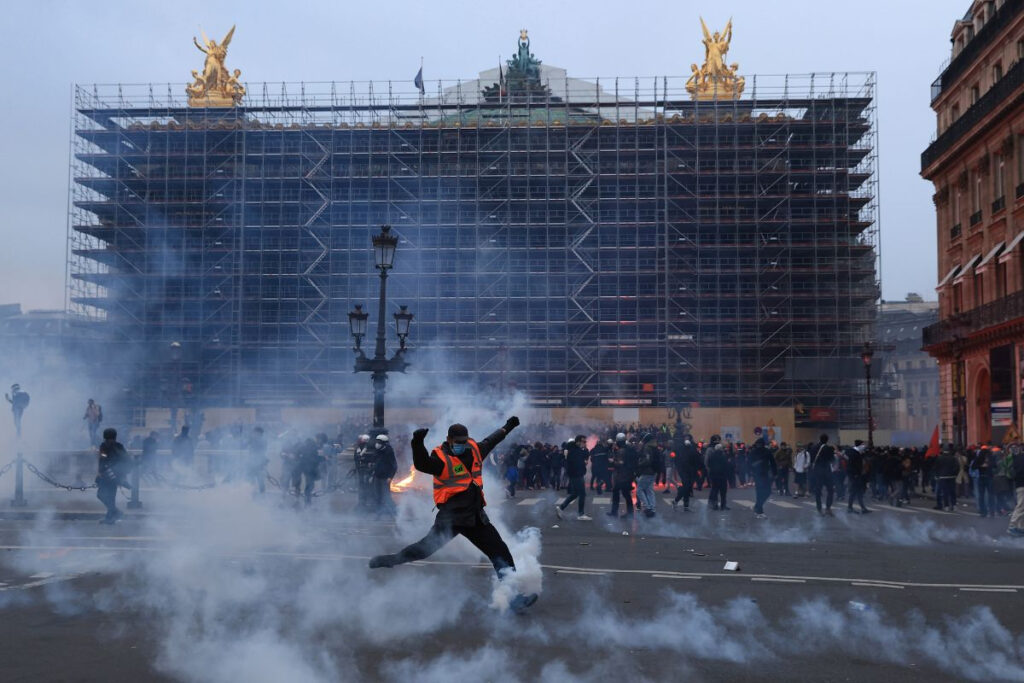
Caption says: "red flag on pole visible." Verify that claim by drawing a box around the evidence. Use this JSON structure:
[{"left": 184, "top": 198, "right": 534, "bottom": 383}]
[{"left": 924, "top": 425, "right": 940, "bottom": 458}]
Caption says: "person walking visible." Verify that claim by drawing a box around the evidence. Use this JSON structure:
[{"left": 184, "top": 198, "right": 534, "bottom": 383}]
[
  {"left": 96, "top": 427, "right": 128, "bottom": 524},
  {"left": 793, "top": 443, "right": 811, "bottom": 498},
  {"left": 810, "top": 434, "right": 836, "bottom": 517},
  {"left": 774, "top": 442, "right": 793, "bottom": 496},
  {"left": 845, "top": 440, "right": 871, "bottom": 514},
  {"left": 672, "top": 435, "right": 700, "bottom": 512},
  {"left": 749, "top": 438, "right": 777, "bottom": 519},
  {"left": 705, "top": 435, "right": 730, "bottom": 511},
  {"left": 5, "top": 384, "right": 30, "bottom": 438},
  {"left": 590, "top": 439, "right": 612, "bottom": 494},
  {"left": 634, "top": 434, "right": 661, "bottom": 518},
  {"left": 368, "top": 418, "right": 538, "bottom": 614},
  {"left": 970, "top": 447, "right": 996, "bottom": 518},
  {"left": 607, "top": 433, "right": 637, "bottom": 517},
  {"left": 555, "top": 435, "right": 592, "bottom": 520},
  {"left": 1006, "top": 446, "right": 1024, "bottom": 536},
  {"left": 934, "top": 448, "right": 959, "bottom": 512},
  {"left": 83, "top": 399, "right": 103, "bottom": 447},
  {"left": 372, "top": 434, "right": 398, "bottom": 518}
]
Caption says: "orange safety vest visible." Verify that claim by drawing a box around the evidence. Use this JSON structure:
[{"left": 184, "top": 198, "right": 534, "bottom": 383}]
[{"left": 432, "top": 439, "right": 485, "bottom": 506}]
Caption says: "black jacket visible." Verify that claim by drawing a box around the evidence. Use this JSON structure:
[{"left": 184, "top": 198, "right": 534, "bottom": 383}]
[
  {"left": 811, "top": 443, "right": 835, "bottom": 471},
  {"left": 412, "top": 425, "right": 509, "bottom": 525},
  {"left": 706, "top": 446, "right": 729, "bottom": 477},
  {"left": 748, "top": 444, "right": 777, "bottom": 479},
  {"left": 845, "top": 447, "right": 865, "bottom": 478},
  {"left": 564, "top": 443, "right": 589, "bottom": 478},
  {"left": 374, "top": 443, "right": 398, "bottom": 479},
  {"left": 677, "top": 442, "right": 701, "bottom": 475},
  {"left": 97, "top": 439, "right": 128, "bottom": 483}
]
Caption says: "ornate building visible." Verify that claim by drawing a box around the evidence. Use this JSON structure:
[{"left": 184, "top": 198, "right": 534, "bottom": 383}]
[
  {"left": 923, "top": 0, "right": 1024, "bottom": 445},
  {"left": 67, "top": 27, "right": 878, "bottom": 421}
]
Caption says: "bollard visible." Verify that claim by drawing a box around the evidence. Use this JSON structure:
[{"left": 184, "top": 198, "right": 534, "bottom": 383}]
[
  {"left": 127, "top": 456, "right": 142, "bottom": 509},
  {"left": 10, "top": 452, "right": 27, "bottom": 508}
]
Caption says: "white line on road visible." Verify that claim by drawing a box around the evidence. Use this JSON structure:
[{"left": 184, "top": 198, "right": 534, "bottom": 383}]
[
  {"left": 1, "top": 573, "right": 81, "bottom": 592},
  {"left": 959, "top": 587, "right": 1018, "bottom": 593},
  {"left": 592, "top": 497, "right": 611, "bottom": 504},
  {"left": 732, "top": 500, "right": 755, "bottom": 509},
  {"left": 516, "top": 498, "right": 541, "bottom": 506},
  {"left": 851, "top": 582, "right": 905, "bottom": 590},
  {"left": 751, "top": 577, "right": 806, "bottom": 584},
  {"left": 770, "top": 500, "right": 800, "bottom": 509},
  {"left": 556, "top": 569, "right": 607, "bottom": 576},
  {"left": 651, "top": 574, "right": 701, "bottom": 580}
]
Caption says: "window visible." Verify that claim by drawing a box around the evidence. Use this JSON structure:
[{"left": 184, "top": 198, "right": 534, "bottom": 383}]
[
  {"left": 993, "top": 62, "right": 1003, "bottom": 83},
  {"left": 951, "top": 103, "right": 961, "bottom": 122},
  {"left": 952, "top": 186, "right": 962, "bottom": 224},
  {"left": 1018, "top": 38, "right": 1024, "bottom": 60},
  {"left": 994, "top": 153, "right": 1006, "bottom": 200},
  {"left": 972, "top": 170, "right": 982, "bottom": 212},
  {"left": 971, "top": 84, "right": 981, "bottom": 104}
]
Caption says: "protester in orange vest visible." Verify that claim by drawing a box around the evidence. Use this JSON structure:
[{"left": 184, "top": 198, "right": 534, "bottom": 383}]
[{"left": 368, "top": 417, "right": 538, "bottom": 613}]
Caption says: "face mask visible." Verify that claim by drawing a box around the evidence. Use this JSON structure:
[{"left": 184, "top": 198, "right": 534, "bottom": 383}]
[{"left": 452, "top": 442, "right": 468, "bottom": 455}]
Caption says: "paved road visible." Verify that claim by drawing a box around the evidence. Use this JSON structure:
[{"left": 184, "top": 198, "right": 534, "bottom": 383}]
[{"left": 1, "top": 483, "right": 1023, "bottom": 682}]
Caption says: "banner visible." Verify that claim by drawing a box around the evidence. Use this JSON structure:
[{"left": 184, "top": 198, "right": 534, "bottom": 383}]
[{"left": 992, "top": 401, "right": 1013, "bottom": 427}]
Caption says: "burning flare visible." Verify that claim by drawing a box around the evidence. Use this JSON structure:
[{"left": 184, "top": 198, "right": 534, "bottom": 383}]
[{"left": 390, "top": 464, "right": 417, "bottom": 492}]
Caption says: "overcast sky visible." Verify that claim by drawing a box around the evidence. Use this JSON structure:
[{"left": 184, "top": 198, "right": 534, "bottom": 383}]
[{"left": 0, "top": 0, "right": 965, "bottom": 311}]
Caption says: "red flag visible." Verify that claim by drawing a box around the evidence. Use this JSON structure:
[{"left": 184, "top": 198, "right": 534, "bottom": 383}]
[{"left": 924, "top": 425, "right": 940, "bottom": 458}]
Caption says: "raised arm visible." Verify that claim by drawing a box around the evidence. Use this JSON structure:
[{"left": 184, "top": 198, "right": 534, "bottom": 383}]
[
  {"left": 477, "top": 416, "right": 520, "bottom": 457},
  {"left": 411, "top": 428, "right": 443, "bottom": 476},
  {"left": 193, "top": 37, "right": 207, "bottom": 54}
]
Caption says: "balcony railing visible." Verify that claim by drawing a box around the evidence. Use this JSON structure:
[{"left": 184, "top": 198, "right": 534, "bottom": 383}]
[
  {"left": 923, "top": 287, "right": 1024, "bottom": 347},
  {"left": 922, "top": 56, "right": 1024, "bottom": 171},
  {"left": 950, "top": 223, "right": 962, "bottom": 240},
  {"left": 1016, "top": 182, "right": 1024, "bottom": 199},
  {"left": 970, "top": 210, "right": 983, "bottom": 226},
  {"left": 930, "top": 0, "right": 1023, "bottom": 104},
  {"left": 993, "top": 195, "right": 1006, "bottom": 213}
]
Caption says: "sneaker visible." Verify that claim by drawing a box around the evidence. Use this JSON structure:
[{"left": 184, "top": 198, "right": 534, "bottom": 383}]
[
  {"left": 510, "top": 592, "right": 538, "bottom": 614},
  {"left": 577, "top": 514, "right": 592, "bottom": 521},
  {"left": 755, "top": 513, "right": 767, "bottom": 519},
  {"left": 368, "top": 555, "right": 396, "bottom": 569},
  {"left": 554, "top": 505, "right": 563, "bottom": 520},
  {"left": 1008, "top": 527, "right": 1024, "bottom": 536}
]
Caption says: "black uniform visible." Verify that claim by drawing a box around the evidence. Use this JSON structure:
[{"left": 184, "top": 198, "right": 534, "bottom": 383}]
[
  {"left": 673, "top": 440, "right": 701, "bottom": 509},
  {"left": 810, "top": 441, "right": 837, "bottom": 513},
  {"left": 608, "top": 442, "right": 638, "bottom": 516},
  {"left": 96, "top": 438, "right": 127, "bottom": 523},
  {"left": 558, "top": 442, "right": 590, "bottom": 515},
  {"left": 589, "top": 444, "right": 611, "bottom": 493},
  {"left": 370, "top": 419, "right": 519, "bottom": 576},
  {"left": 295, "top": 439, "right": 322, "bottom": 505},
  {"left": 372, "top": 441, "right": 398, "bottom": 516}
]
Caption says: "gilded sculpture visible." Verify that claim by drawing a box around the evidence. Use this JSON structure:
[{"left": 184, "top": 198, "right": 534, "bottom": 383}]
[
  {"left": 187, "top": 25, "right": 245, "bottom": 107},
  {"left": 686, "top": 17, "right": 745, "bottom": 101}
]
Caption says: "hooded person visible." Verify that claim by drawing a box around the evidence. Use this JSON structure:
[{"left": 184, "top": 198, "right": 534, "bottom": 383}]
[
  {"left": 372, "top": 433, "right": 398, "bottom": 517},
  {"left": 368, "top": 417, "right": 538, "bottom": 613}
]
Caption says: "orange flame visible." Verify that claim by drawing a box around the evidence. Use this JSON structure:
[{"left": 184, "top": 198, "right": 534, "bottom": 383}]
[{"left": 390, "top": 464, "right": 417, "bottom": 492}]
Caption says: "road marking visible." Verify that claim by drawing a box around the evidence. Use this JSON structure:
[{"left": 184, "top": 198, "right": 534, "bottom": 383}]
[
  {"left": 732, "top": 500, "right": 755, "bottom": 509},
  {"left": 556, "top": 569, "right": 607, "bottom": 576},
  {"left": 771, "top": 500, "right": 800, "bottom": 509},
  {"left": 959, "top": 587, "right": 1018, "bottom": 593},
  {"left": 1, "top": 573, "right": 81, "bottom": 592},
  {"left": 651, "top": 574, "right": 701, "bottom": 580},
  {"left": 851, "top": 582, "right": 904, "bottom": 590},
  {"left": 592, "top": 497, "right": 611, "bottom": 504},
  {"left": 516, "top": 497, "right": 541, "bottom": 506},
  {"left": 751, "top": 577, "right": 806, "bottom": 584}
]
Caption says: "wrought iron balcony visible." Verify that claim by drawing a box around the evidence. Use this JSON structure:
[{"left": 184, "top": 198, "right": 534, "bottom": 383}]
[
  {"left": 922, "top": 56, "right": 1024, "bottom": 172},
  {"left": 923, "top": 287, "right": 1024, "bottom": 347},
  {"left": 970, "top": 210, "right": 983, "bottom": 226},
  {"left": 950, "top": 223, "right": 962, "bottom": 240},
  {"left": 929, "top": 0, "right": 1023, "bottom": 104}
]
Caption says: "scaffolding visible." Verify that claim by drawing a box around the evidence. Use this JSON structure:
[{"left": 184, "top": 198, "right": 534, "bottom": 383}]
[{"left": 67, "top": 70, "right": 878, "bottom": 422}]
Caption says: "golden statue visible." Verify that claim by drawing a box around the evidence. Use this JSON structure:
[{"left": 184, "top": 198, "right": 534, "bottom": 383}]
[
  {"left": 187, "top": 25, "right": 245, "bottom": 106},
  {"left": 686, "top": 17, "right": 745, "bottom": 101}
]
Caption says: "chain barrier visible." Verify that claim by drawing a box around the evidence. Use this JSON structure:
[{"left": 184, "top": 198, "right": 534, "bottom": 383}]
[
  {"left": 148, "top": 469, "right": 218, "bottom": 491},
  {"left": 0, "top": 459, "right": 16, "bottom": 480},
  {"left": 24, "top": 461, "right": 97, "bottom": 491}
]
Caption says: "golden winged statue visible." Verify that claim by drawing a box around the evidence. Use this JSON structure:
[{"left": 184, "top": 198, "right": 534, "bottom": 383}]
[
  {"left": 187, "top": 25, "right": 245, "bottom": 106},
  {"left": 686, "top": 17, "right": 744, "bottom": 101}
]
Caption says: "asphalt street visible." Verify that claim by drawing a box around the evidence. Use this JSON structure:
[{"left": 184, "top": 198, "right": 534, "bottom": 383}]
[{"left": 1, "top": 482, "right": 1023, "bottom": 682}]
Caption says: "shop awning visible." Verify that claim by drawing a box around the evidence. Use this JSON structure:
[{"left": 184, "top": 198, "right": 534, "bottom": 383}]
[
  {"left": 936, "top": 263, "right": 961, "bottom": 289},
  {"left": 976, "top": 241, "right": 1005, "bottom": 270},
  {"left": 952, "top": 253, "right": 982, "bottom": 284},
  {"left": 999, "top": 229, "right": 1024, "bottom": 262}
]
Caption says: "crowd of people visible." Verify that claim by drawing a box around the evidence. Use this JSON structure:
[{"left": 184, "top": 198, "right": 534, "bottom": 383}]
[{"left": 492, "top": 426, "right": 1024, "bottom": 535}]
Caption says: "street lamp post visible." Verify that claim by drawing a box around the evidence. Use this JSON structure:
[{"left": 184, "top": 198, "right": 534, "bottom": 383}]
[
  {"left": 348, "top": 226, "right": 413, "bottom": 435},
  {"left": 861, "top": 341, "right": 875, "bottom": 448},
  {"left": 951, "top": 334, "right": 967, "bottom": 448},
  {"left": 168, "top": 341, "right": 182, "bottom": 433}
]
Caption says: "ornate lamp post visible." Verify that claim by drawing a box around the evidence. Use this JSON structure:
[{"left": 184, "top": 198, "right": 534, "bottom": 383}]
[
  {"left": 348, "top": 226, "right": 413, "bottom": 434},
  {"left": 861, "top": 341, "right": 875, "bottom": 448}
]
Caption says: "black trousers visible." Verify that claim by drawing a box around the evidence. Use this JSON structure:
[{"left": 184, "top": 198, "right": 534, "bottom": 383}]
[
  {"left": 673, "top": 472, "right": 695, "bottom": 506},
  {"left": 848, "top": 476, "right": 868, "bottom": 511},
  {"left": 811, "top": 470, "right": 835, "bottom": 511},
  {"left": 709, "top": 475, "right": 728, "bottom": 508},
  {"left": 559, "top": 476, "right": 587, "bottom": 514},
  {"left": 388, "top": 517, "right": 515, "bottom": 576},
  {"left": 96, "top": 479, "right": 118, "bottom": 520},
  {"left": 610, "top": 480, "right": 634, "bottom": 514}
]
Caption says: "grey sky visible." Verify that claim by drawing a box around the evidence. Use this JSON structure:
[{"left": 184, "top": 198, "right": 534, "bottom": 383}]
[{"left": 0, "top": 0, "right": 963, "bottom": 311}]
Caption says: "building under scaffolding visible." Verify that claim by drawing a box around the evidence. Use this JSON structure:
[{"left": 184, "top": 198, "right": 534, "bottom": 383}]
[{"left": 67, "top": 38, "right": 878, "bottom": 423}]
